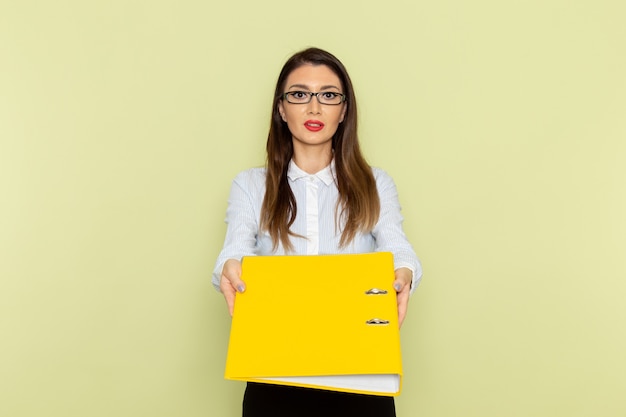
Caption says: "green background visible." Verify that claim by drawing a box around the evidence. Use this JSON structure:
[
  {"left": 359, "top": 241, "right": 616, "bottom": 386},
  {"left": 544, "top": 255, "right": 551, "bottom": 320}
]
[{"left": 1, "top": 1, "right": 625, "bottom": 416}]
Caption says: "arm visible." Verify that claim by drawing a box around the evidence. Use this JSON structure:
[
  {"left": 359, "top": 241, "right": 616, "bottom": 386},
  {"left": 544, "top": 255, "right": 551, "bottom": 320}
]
[
  {"left": 371, "top": 169, "right": 423, "bottom": 327},
  {"left": 212, "top": 170, "right": 264, "bottom": 314}
]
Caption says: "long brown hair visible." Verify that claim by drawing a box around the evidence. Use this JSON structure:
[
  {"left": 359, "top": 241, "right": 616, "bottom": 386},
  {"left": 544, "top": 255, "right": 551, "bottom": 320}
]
[{"left": 260, "top": 47, "right": 380, "bottom": 251}]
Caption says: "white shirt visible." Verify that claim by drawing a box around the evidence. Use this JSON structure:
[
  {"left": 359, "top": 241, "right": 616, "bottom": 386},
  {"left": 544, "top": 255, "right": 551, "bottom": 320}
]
[{"left": 212, "top": 160, "right": 422, "bottom": 292}]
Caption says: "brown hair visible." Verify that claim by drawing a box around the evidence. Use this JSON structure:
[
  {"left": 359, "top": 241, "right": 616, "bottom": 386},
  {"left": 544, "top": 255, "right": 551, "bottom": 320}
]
[{"left": 260, "top": 47, "right": 380, "bottom": 251}]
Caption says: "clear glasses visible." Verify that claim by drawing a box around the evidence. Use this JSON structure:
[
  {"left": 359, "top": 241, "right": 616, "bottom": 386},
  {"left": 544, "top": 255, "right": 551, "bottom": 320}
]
[{"left": 282, "top": 91, "right": 346, "bottom": 105}]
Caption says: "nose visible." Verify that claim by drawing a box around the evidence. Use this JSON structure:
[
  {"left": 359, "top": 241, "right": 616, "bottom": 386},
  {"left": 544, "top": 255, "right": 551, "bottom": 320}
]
[{"left": 307, "top": 95, "right": 322, "bottom": 114}]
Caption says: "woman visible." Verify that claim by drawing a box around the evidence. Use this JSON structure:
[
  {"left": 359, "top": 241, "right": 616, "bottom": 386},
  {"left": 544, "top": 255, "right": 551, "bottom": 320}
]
[{"left": 213, "top": 47, "right": 422, "bottom": 417}]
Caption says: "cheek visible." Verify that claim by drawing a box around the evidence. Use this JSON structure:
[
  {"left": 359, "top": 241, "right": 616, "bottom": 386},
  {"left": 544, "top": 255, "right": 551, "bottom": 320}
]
[{"left": 283, "top": 107, "right": 302, "bottom": 122}]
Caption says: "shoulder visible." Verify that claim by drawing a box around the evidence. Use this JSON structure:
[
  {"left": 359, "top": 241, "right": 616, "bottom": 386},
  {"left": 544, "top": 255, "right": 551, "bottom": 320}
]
[
  {"left": 371, "top": 166, "right": 396, "bottom": 189},
  {"left": 229, "top": 167, "right": 266, "bottom": 197},
  {"left": 232, "top": 167, "right": 266, "bottom": 185}
]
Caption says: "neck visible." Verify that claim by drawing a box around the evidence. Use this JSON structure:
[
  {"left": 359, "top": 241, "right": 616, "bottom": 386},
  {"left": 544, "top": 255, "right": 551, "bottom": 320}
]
[{"left": 292, "top": 144, "right": 333, "bottom": 174}]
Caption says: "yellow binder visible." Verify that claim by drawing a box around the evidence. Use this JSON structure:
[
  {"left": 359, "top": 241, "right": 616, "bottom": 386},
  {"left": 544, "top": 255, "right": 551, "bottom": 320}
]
[{"left": 224, "top": 252, "right": 403, "bottom": 396}]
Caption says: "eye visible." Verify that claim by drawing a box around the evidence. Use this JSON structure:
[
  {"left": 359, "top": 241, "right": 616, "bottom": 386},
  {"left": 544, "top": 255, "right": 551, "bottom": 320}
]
[
  {"left": 291, "top": 91, "right": 308, "bottom": 99},
  {"left": 321, "top": 92, "right": 338, "bottom": 99}
]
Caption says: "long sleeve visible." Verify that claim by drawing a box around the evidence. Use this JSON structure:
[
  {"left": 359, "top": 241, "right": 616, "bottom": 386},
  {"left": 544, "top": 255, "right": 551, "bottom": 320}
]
[
  {"left": 372, "top": 168, "right": 423, "bottom": 293},
  {"left": 211, "top": 169, "right": 265, "bottom": 291}
]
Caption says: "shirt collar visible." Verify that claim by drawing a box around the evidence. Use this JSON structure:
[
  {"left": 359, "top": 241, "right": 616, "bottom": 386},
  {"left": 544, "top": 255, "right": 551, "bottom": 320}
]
[{"left": 287, "top": 159, "right": 336, "bottom": 186}]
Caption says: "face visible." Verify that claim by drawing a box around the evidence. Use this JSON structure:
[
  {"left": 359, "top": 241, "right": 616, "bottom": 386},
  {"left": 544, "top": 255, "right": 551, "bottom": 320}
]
[{"left": 278, "top": 64, "right": 347, "bottom": 154}]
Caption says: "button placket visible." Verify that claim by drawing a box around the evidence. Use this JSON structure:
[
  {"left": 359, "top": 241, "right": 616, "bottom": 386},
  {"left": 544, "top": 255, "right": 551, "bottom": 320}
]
[{"left": 305, "top": 176, "right": 319, "bottom": 255}]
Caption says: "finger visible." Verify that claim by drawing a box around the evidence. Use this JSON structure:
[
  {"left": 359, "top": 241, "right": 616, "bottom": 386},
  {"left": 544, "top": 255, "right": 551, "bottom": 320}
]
[
  {"left": 393, "top": 268, "right": 412, "bottom": 328},
  {"left": 231, "top": 277, "right": 246, "bottom": 294},
  {"left": 220, "top": 259, "right": 246, "bottom": 316},
  {"left": 219, "top": 276, "right": 237, "bottom": 316},
  {"left": 393, "top": 279, "right": 408, "bottom": 293},
  {"left": 223, "top": 259, "right": 246, "bottom": 293},
  {"left": 393, "top": 267, "right": 412, "bottom": 293},
  {"left": 396, "top": 288, "right": 410, "bottom": 328}
]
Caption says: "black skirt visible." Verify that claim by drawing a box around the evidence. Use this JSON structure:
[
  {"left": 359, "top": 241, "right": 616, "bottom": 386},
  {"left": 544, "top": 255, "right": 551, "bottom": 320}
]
[{"left": 242, "top": 382, "right": 396, "bottom": 417}]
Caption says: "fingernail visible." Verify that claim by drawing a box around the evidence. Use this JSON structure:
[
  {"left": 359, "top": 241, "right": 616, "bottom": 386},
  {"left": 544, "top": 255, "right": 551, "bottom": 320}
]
[
  {"left": 394, "top": 283, "right": 402, "bottom": 291},
  {"left": 237, "top": 285, "right": 245, "bottom": 292}
]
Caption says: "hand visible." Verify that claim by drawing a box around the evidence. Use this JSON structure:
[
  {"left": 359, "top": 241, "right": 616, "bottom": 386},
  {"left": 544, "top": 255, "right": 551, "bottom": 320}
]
[
  {"left": 393, "top": 267, "right": 412, "bottom": 328},
  {"left": 219, "top": 259, "right": 246, "bottom": 316}
]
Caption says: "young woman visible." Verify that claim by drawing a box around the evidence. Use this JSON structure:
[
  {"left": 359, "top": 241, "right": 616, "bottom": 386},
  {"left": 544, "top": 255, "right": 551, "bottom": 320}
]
[{"left": 213, "top": 47, "right": 422, "bottom": 417}]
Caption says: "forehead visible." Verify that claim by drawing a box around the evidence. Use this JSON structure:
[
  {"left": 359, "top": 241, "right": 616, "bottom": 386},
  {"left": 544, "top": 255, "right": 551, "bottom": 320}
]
[{"left": 284, "top": 64, "right": 342, "bottom": 90}]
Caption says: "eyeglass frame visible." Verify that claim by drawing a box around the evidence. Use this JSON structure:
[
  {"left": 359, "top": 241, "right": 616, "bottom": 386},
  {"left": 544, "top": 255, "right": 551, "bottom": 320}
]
[{"left": 281, "top": 91, "right": 347, "bottom": 105}]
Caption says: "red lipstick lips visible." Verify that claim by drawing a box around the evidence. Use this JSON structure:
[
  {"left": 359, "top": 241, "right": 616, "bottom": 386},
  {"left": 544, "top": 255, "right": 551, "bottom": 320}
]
[{"left": 304, "top": 120, "right": 324, "bottom": 132}]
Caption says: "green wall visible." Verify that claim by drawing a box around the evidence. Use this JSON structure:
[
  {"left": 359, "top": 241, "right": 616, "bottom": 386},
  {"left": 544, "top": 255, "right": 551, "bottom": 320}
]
[{"left": 1, "top": 1, "right": 625, "bottom": 416}]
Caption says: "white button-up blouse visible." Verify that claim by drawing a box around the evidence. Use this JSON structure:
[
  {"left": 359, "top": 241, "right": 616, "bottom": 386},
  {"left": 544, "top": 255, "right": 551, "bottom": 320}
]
[{"left": 212, "top": 160, "right": 422, "bottom": 292}]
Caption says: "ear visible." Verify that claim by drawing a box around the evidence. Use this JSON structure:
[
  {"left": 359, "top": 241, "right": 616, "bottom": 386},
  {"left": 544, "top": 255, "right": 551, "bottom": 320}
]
[
  {"left": 278, "top": 101, "right": 287, "bottom": 122},
  {"left": 339, "top": 103, "right": 347, "bottom": 123}
]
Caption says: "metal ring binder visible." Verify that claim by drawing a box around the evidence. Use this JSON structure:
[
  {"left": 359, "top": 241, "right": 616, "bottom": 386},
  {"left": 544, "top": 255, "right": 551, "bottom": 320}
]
[
  {"left": 366, "top": 318, "right": 390, "bottom": 325},
  {"left": 365, "top": 288, "right": 388, "bottom": 295}
]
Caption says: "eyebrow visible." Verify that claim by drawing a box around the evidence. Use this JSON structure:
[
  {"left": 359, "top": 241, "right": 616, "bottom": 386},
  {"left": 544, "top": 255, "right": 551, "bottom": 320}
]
[{"left": 287, "top": 83, "right": 341, "bottom": 91}]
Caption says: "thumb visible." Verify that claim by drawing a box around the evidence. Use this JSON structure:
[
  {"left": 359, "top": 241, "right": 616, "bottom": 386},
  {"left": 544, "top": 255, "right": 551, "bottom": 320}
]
[
  {"left": 393, "top": 267, "right": 413, "bottom": 292},
  {"left": 393, "top": 268, "right": 413, "bottom": 328},
  {"left": 223, "top": 271, "right": 246, "bottom": 293},
  {"left": 232, "top": 276, "right": 246, "bottom": 293},
  {"left": 222, "top": 259, "right": 246, "bottom": 293},
  {"left": 393, "top": 276, "right": 411, "bottom": 292},
  {"left": 393, "top": 278, "right": 408, "bottom": 292}
]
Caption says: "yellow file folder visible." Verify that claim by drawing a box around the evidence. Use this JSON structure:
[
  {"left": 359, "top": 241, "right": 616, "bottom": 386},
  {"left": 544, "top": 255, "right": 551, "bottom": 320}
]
[{"left": 224, "top": 252, "right": 403, "bottom": 396}]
